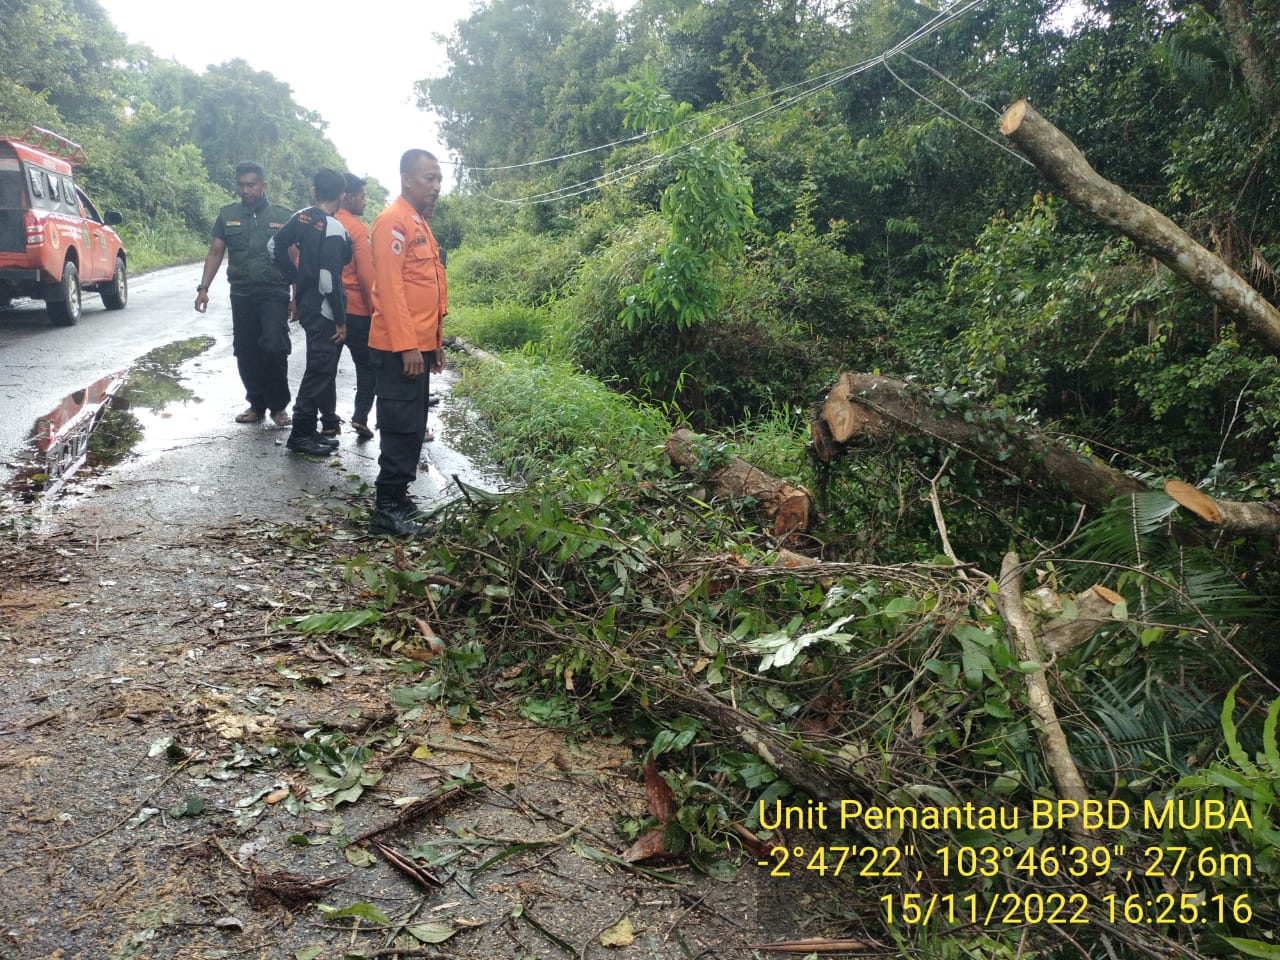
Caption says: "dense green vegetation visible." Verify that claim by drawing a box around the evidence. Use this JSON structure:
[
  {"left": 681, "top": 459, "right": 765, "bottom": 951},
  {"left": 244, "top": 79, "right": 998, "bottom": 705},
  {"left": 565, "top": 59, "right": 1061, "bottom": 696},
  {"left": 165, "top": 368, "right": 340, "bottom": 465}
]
[
  {"left": 7, "top": 0, "right": 1280, "bottom": 956},
  {"left": 421, "top": 2, "right": 1280, "bottom": 957}
]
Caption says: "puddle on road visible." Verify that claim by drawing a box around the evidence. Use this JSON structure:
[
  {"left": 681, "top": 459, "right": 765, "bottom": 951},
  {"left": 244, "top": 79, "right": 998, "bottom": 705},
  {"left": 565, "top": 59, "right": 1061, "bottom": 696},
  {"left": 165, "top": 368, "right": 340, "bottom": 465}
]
[
  {"left": 3, "top": 337, "right": 511, "bottom": 516},
  {"left": 4, "top": 336, "right": 214, "bottom": 506}
]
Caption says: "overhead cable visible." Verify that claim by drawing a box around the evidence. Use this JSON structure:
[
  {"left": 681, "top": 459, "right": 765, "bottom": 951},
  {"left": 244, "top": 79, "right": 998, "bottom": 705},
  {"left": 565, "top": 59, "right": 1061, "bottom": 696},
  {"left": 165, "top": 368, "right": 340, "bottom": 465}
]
[{"left": 470, "top": 0, "right": 1003, "bottom": 205}]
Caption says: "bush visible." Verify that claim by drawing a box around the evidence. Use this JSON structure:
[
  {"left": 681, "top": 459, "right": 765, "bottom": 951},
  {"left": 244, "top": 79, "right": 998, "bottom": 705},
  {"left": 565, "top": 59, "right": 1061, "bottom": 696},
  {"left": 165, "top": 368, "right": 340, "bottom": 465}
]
[
  {"left": 116, "top": 216, "right": 208, "bottom": 273},
  {"left": 448, "top": 229, "right": 583, "bottom": 307},
  {"left": 448, "top": 301, "right": 551, "bottom": 352}
]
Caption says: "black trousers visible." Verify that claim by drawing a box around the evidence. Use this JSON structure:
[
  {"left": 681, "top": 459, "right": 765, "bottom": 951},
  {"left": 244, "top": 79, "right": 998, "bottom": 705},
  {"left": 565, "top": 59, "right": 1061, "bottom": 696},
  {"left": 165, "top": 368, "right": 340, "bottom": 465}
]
[
  {"left": 370, "top": 346, "right": 428, "bottom": 495},
  {"left": 291, "top": 312, "right": 341, "bottom": 438},
  {"left": 343, "top": 314, "right": 375, "bottom": 426},
  {"left": 230, "top": 292, "right": 291, "bottom": 414}
]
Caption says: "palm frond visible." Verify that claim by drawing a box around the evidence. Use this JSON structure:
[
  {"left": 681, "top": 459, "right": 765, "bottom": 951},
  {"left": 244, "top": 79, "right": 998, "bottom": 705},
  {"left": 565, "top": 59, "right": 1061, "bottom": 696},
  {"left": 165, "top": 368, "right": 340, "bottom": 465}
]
[{"left": 1068, "top": 675, "right": 1221, "bottom": 783}]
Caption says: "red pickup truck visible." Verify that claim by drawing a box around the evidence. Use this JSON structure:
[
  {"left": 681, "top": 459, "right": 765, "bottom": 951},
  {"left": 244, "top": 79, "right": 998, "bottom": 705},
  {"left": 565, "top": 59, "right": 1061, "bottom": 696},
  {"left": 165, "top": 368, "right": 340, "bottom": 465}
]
[{"left": 0, "top": 127, "right": 128, "bottom": 325}]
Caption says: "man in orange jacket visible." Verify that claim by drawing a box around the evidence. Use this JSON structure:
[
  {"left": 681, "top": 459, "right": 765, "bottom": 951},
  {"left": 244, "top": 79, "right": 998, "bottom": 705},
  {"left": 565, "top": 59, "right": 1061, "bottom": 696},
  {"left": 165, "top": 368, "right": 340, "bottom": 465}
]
[
  {"left": 367, "top": 149, "right": 446, "bottom": 537},
  {"left": 335, "top": 173, "right": 377, "bottom": 440}
]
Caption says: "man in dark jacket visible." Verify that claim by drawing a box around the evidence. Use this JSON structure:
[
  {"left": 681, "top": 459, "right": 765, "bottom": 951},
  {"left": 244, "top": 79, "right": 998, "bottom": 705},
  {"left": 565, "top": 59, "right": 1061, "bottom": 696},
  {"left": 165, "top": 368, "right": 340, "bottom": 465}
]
[
  {"left": 269, "top": 168, "right": 352, "bottom": 457},
  {"left": 195, "top": 162, "right": 295, "bottom": 426}
]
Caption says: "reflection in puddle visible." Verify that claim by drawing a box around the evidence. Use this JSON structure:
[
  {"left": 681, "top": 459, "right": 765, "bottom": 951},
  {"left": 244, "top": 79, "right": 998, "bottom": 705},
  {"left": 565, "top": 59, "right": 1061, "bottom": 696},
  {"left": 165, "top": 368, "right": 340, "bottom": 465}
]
[{"left": 7, "top": 336, "right": 214, "bottom": 503}]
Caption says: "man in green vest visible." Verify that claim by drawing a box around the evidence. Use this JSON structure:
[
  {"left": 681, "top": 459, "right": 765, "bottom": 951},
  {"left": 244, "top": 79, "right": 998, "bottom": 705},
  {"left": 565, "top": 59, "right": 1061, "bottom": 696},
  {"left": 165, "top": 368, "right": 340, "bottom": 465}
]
[{"left": 195, "top": 161, "right": 295, "bottom": 426}]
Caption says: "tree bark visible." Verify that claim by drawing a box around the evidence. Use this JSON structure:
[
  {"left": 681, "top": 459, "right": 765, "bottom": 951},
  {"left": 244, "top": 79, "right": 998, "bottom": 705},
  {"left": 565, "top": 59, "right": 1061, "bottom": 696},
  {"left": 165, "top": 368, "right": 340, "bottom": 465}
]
[
  {"left": 996, "top": 553, "right": 1095, "bottom": 842},
  {"left": 666, "top": 428, "right": 813, "bottom": 535},
  {"left": 999, "top": 99, "right": 1280, "bottom": 359},
  {"left": 1030, "top": 583, "right": 1125, "bottom": 659},
  {"left": 1165, "top": 479, "right": 1280, "bottom": 538},
  {"left": 810, "top": 373, "right": 1146, "bottom": 510},
  {"left": 1218, "top": 0, "right": 1275, "bottom": 116}
]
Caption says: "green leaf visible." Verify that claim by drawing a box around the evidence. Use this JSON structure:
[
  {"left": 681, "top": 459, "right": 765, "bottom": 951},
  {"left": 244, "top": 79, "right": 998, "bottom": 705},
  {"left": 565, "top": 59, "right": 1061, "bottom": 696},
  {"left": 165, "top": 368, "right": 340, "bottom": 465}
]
[
  {"left": 280, "top": 609, "right": 382, "bottom": 635},
  {"left": 1263, "top": 696, "right": 1280, "bottom": 775},
  {"left": 698, "top": 858, "right": 736, "bottom": 881},
  {"left": 316, "top": 902, "right": 391, "bottom": 925},
  {"left": 406, "top": 922, "right": 457, "bottom": 944},
  {"left": 169, "top": 797, "right": 205, "bottom": 818},
  {"left": 1222, "top": 680, "right": 1258, "bottom": 776},
  {"left": 1221, "top": 938, "right": 1280, "bottom": 959}
]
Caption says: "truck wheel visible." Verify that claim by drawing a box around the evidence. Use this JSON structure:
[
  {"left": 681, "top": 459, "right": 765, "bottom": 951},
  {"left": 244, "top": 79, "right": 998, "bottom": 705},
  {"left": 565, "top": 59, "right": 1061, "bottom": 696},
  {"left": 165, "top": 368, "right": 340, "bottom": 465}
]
[
  {"left": 46, "top": 261, "right": 82, "bottom": 326},
  {"left": 102, "top": 256, "right": 127, "bottom": 310}
]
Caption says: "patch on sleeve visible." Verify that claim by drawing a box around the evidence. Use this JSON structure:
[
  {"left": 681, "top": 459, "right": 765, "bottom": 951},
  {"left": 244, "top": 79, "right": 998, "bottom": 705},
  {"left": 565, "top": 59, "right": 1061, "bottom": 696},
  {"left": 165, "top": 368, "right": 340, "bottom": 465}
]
[{"left": 390, "top": 226, "right": 406, "bottom": 256}]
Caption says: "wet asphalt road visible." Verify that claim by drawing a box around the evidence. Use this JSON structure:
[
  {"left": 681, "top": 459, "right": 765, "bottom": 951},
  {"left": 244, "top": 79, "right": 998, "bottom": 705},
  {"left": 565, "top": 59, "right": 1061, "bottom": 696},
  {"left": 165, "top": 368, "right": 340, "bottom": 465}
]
[{"left": 0, "top": 262, "right": 491, "bottom": 529}]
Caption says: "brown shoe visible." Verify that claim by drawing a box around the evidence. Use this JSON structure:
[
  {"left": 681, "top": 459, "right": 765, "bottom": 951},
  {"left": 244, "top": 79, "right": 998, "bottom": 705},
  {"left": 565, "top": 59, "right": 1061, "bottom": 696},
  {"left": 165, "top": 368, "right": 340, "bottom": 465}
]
[
  {"left": 235, "top": 408, "right": 264, "bottom": 424},
  {"left": 270, "top": 410, "right": 292, "bottom": 427}
]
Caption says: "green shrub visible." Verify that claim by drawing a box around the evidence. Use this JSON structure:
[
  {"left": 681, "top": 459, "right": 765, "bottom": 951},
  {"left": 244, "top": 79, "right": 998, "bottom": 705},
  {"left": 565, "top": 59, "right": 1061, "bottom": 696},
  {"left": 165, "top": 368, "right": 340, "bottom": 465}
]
[
  {"left": 448, "top": 301, "right": 550, "bottom": 352},
  {"left": 448, "top": 229, "right": 582, "bottom": 307},
  {"left": 116, "top": 216, "right": 208, "bottom": 273},
  {"left": 451, "top": 353, "right": 671, "bottom": 479}
]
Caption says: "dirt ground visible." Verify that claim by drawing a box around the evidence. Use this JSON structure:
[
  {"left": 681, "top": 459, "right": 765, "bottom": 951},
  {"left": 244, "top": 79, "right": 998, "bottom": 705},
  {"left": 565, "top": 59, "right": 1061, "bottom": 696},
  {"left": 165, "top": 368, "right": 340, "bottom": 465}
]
[{"left": 0, "top": 489, "right": 860, "bottom": 960}]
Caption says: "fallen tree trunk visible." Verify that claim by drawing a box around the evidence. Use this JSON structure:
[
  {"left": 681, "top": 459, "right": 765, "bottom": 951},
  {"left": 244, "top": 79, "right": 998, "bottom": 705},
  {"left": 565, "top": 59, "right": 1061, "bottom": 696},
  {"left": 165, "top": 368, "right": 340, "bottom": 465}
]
[
  {"left": 810, "top": 373, "right": 1146, "bottom": 510},
  {"left": 666, "top": 428, "right": 813, "bottom": 535},
  {"left": 446, "top": 335, "right": 504, "bottom": 365},
  {"left": 1165, "top": 479, "right": 1280, "bottom": 539},
  {"left": 999, "top": 98, "right": 1280, "bottom": 359}
]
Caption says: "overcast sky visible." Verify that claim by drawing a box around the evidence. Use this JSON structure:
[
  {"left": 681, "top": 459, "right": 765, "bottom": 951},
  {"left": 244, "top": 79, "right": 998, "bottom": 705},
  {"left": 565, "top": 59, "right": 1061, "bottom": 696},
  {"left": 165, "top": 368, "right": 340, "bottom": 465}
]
[{"left": 97, "top": 0, "right": 630, "bottom": 194}]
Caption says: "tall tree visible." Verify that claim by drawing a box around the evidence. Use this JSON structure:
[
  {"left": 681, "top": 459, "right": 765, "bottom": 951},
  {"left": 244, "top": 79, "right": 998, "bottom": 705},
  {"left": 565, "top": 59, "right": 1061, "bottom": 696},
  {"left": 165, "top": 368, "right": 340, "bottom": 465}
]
[{"left": 189, "top": 60, "right": 344, "bottom": 206}]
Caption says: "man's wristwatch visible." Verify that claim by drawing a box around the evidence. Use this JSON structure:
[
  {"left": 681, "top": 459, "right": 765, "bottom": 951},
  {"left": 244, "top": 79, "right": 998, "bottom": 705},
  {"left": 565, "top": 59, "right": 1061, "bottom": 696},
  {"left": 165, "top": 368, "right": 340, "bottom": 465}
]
[{"left": 196, "top": 284, "right": 208, "bottom": 292}]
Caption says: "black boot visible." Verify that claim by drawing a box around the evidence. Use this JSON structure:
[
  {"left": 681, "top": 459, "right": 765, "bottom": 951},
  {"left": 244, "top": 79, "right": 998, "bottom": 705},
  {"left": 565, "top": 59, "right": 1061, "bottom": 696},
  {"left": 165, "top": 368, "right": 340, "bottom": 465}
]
[
  {"left": 369, "top": 490, "right": 425, "bottom": 537},
  {"left": 397, "top": 492, "right": 434, "bottom": 523},
  {"left": 287, "top": 433, "right": 338, "bottom": 456}
]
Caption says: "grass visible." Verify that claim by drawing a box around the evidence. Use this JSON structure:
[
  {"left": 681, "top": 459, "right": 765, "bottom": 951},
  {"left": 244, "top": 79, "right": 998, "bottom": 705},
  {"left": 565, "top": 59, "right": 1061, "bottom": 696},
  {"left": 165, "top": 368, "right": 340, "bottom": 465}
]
[
  {"left": 447, "top": 301, "right": 551, "bottom": 352},
  {"left": 448, "top": 352, "right": 672, "bottom": 479},
  {"left": 116, "top": 218, "right": 208, "bottom": 273}
]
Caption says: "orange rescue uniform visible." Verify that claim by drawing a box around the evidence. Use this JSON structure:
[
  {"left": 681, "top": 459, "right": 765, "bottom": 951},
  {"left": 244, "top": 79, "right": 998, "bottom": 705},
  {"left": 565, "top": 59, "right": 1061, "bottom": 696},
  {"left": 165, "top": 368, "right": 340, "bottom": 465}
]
[
  {"left": 335, "top": 207, "right": 375, "bottom": 316},
  {"left": 368, "top": 196, "right": 446, "bottom": 354}
]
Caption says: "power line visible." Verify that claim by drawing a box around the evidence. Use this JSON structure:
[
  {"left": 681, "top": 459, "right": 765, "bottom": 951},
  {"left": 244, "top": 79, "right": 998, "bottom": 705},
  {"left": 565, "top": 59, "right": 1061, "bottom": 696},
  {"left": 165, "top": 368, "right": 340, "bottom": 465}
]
[
  {"left": 903, "top": 53, "right": 1002, "bottom": 117},
  {"left": 881, "top": 55, "right": 1033, "bottom": 167},
  {"left": 469, "top": 0, "right": 1002, "bottom": 205}
]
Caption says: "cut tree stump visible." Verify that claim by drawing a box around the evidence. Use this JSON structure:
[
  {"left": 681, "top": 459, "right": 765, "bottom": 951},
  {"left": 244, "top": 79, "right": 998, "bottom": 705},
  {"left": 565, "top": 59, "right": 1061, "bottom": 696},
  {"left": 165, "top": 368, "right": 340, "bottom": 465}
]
[{"left": 665, "top": 428, "right": 812, "bottom": 535}]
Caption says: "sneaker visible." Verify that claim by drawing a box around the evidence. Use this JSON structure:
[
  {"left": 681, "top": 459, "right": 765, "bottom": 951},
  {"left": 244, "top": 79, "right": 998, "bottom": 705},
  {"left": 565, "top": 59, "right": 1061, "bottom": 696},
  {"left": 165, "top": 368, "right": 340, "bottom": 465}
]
[
  {"left": 286, "top": 435, "right": 336, "bottom": 457},
  {"left": 350, "top": 421, "right": 374, "bottom": 441},
  {"left": 270, "top": 410, "right": 292, "bottom": 428},
  {"left": 369, "top": 502, "right": 425, "bottom": 537},
  {"left": 314, "top": 434, "right": 340, "bottom": 449}
]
